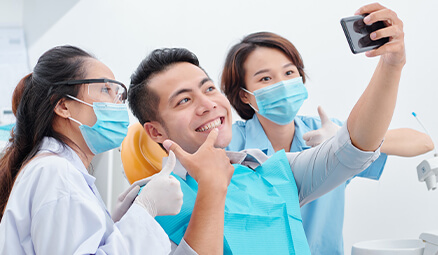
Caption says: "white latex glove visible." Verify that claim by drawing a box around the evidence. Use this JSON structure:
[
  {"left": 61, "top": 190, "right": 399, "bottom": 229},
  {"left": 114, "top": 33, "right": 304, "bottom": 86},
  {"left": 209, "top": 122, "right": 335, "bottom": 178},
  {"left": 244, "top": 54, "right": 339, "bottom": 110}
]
[
  {"left": 134, "top": 150, "right": 183, "bottom": 217},
  {"left": 302, "top": 106, "right": 341, "bottom": 147},
  {"left": 112, "top": 174, "right": 154, "bottom": 222}
]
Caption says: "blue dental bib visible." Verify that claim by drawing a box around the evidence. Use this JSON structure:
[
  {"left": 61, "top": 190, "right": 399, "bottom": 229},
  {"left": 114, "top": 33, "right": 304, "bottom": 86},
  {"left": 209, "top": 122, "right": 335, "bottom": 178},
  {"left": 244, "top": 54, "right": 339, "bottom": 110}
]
[{"left": 156, "top": 150, "right": 310, "bottom": 255}]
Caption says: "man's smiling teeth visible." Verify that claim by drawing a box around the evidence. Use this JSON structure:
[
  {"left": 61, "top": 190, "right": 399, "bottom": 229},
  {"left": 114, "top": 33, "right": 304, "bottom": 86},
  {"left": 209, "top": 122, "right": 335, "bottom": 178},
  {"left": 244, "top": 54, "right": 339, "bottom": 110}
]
[{"left": 196, "top": 118, "right": 221, "bottom": 132}]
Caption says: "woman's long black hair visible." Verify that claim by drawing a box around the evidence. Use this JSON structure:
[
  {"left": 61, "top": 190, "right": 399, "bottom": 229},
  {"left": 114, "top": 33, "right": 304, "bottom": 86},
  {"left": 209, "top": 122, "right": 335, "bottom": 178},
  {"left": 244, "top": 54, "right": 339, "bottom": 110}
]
[{"left": 0, "top": 45, "right": 95, "bottom": 220}]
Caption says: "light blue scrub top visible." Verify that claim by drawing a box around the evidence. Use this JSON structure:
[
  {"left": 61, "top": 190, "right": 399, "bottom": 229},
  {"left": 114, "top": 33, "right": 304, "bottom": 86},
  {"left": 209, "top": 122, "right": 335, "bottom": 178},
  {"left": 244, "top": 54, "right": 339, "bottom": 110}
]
[{"left": 226, "top": 114, "right": 387, "bottom": 255}]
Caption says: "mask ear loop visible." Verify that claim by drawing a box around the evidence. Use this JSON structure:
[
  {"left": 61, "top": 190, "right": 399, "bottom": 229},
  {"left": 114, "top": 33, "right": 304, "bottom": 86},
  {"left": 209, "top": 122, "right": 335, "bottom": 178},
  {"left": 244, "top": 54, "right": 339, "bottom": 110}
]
[
  {"left": 241, "top": 87, "right": 253, "bottom": 95},
  {"left": 65, "top": 94, "right": 93, "bottom": 126},
  {"left": 240, "top": 87, "right": 259, "bottom": 113},
  {"left": 66, "top": 94, "right": 93, "bottom": 107},
  {"left": 68, "top": 116, "right": 83, "bottom": 126},
  {"left": 248, "top": 103, "right": 259, "bottom": 113}
]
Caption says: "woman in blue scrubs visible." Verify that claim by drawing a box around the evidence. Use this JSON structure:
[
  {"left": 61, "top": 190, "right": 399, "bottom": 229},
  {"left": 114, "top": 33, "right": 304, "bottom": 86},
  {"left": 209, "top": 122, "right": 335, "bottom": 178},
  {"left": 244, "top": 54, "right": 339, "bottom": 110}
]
[
  {"left": 0, "top": 45, "right": 183, "bottom": 254},
  {"left": 220, "top": 6, "right": 433, "bottom": 255}
]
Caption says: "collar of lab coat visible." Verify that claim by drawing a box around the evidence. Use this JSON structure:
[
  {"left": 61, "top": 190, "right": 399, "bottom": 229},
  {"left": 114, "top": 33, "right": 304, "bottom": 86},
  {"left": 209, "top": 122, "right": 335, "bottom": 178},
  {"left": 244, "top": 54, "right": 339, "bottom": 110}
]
[
  {"left": 38, "top": 137, "right": 96, "bottom": 187},
  {"left": 170, "top": 149, "right": 269, "bottom": 180}
]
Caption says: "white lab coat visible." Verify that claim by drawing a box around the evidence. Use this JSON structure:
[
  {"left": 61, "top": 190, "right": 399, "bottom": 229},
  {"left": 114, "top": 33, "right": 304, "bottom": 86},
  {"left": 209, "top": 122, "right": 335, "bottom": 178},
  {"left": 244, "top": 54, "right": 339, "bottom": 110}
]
[{"left": 0, "top": 137, "right": 171, "bottom": 254}]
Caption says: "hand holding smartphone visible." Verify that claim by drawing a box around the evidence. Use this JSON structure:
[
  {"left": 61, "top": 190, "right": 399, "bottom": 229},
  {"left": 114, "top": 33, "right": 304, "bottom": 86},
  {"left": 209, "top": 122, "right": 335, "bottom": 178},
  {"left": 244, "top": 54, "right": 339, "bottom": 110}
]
[{"left": 340, "top": 15, "right": 389, "bottom": 54}]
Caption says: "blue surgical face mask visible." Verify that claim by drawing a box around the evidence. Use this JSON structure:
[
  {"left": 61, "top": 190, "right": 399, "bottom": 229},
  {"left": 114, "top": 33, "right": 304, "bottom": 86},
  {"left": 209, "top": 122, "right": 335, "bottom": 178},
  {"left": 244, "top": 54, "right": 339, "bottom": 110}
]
[
  {"left": 66, "top": 95, "right": 129, "bottom": 155},
  {"left": 241, "top": 76, "right": 308, "bottom": 125}
]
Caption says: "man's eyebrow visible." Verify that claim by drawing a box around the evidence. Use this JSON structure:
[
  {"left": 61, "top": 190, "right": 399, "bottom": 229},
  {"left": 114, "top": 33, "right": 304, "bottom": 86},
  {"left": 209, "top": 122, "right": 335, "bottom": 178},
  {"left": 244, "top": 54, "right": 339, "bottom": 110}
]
[
  {"left": 169, "top": 88, "right": 192, "bottom": 104},
  {"left": 168, "top": 77, "right": 212, "bottom": 104},
  {"left": 199, "top": 77, "right": 212, "bottom": 87}
]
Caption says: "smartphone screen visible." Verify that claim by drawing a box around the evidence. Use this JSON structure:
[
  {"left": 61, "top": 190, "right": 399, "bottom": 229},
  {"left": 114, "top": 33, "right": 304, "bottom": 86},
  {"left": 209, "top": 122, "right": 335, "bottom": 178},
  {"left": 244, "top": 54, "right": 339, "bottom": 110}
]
[{"left": 340, "top": 15, "right": 389, "bottom": 54}]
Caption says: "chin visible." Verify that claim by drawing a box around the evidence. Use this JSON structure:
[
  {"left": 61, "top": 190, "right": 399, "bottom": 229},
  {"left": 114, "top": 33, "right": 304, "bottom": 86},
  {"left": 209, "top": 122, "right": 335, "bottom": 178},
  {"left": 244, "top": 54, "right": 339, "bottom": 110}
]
[{"left": 216, "top": 135, "right": 232, "bottom": 149}]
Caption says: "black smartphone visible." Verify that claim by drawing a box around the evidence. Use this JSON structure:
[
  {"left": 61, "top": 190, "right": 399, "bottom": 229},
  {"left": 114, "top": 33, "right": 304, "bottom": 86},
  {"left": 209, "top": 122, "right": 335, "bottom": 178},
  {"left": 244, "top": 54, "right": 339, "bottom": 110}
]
[{"left": 340, "top": 15, "right": 389, "bottom": 54}]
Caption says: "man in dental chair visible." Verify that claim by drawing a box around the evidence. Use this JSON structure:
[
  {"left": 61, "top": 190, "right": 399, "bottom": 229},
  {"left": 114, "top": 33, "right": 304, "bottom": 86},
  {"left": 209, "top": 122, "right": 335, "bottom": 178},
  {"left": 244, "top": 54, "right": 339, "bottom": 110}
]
[{"left": 125, "top": 3, "right": 406, "bottom": 254}]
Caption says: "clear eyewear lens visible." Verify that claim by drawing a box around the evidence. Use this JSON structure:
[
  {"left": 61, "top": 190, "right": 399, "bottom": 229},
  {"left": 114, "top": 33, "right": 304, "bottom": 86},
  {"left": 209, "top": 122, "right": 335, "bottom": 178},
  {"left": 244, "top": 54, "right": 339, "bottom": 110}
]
[
  {"left": 88, "top": 82, "right": 127, "bottom": 103},
  {"left": 114, "top": 84, "right": 128, "bottom": 103}
]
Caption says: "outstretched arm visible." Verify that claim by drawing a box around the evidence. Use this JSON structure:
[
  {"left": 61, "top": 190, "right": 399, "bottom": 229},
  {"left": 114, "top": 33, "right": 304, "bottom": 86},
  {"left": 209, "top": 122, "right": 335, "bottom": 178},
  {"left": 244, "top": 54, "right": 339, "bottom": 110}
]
[
  {"left": 303, "top": 114, "right": 434, "bottom": 157},
  {"left": 347, "top": 3, "right": 406, "bottom": 151},
  {"left": 290, "top": 3, "right": 408, "bottom": 206},
  {"left": 381, "top": 128, "right": 434, "bottom": 157}
]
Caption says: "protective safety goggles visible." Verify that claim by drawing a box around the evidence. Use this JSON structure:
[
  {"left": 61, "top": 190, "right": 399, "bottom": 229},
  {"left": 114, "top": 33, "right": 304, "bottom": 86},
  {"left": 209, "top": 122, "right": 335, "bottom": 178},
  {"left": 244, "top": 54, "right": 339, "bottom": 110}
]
[{"left": 55, "top": 79, "right": 128, "bottom": 103}]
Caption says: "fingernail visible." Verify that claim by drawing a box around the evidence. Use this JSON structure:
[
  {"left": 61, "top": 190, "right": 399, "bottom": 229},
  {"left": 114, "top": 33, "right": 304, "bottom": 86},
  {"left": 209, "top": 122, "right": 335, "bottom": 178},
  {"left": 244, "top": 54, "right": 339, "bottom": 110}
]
[
  {"left": 364, "top": 16, "right": 371, "bottom": 24},
  {"left": 354, "top": 9, "right": 360, "bottom": 15},
  {"left": 370, "top": 32, "right": 377, "bottom": 40},
  {"left": 163, "top": 140, "right": 172, "bottom": 151}
]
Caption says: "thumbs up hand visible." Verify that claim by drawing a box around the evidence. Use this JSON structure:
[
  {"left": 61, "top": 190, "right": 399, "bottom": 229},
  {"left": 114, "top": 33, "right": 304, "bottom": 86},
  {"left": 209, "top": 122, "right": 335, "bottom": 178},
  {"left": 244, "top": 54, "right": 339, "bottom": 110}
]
[
  {"left": 135, "top": 150, "right": 184, "bottom": 217},
  {"left": 163, "top": 128, "right": 234, "bottom": 188},
  {"left": 303, "top": 106, "right": 341, "bottom": 147}
]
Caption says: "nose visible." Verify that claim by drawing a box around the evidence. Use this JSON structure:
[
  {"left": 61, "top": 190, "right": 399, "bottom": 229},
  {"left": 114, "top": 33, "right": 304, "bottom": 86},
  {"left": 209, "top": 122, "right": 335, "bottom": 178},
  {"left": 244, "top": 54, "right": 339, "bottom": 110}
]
[{"left": 195, "top": 95, "right": 217, "bottom": 116}]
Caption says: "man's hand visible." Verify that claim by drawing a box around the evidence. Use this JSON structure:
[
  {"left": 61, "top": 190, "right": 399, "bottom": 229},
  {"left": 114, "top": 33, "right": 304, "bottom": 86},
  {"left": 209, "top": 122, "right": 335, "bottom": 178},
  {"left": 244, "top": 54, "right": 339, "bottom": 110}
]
[
  {"left": 163, "top": 128, "right": 234, "bottom": 188},
  {"left": 356, "top": 3, "right": 406, "bottom": 66}
]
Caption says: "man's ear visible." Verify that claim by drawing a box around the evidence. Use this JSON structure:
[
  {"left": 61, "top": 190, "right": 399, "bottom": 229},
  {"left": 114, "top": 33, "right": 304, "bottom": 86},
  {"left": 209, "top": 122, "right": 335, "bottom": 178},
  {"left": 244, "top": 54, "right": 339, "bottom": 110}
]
[
  {"left": 240, "top": 89, "right": 250, "bottom": 104},
  {"left": 53, "top": 98, "right": 71, "bottom": 118},
  {"left": 144, "top": 121, "right": 168, "bottom": 143}
]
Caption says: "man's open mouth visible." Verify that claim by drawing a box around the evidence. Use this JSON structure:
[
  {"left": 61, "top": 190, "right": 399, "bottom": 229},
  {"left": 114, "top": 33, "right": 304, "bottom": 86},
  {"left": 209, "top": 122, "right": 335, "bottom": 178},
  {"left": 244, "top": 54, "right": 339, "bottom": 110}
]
[{"left": 195, "top": 117, "right": 224, "bottom": 132}]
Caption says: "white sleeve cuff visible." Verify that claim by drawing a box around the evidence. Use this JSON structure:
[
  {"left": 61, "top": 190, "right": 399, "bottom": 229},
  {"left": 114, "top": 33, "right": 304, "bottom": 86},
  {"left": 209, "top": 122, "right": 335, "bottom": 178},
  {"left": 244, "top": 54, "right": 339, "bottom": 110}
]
[{"left": 170, "top": 238, "right": 198, "bottom": 255}]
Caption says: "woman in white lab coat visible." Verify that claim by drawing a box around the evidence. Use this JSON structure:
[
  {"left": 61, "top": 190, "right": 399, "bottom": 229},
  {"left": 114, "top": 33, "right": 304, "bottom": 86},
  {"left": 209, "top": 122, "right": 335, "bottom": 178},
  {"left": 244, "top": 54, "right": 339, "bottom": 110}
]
[{"left": 0, "top": 45, "right": 183, "bottom": 254}]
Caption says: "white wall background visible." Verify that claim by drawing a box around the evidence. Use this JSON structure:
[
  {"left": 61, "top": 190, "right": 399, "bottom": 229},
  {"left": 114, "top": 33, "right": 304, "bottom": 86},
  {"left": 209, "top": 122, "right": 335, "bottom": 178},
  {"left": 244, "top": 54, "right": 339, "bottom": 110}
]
[{"left": 2, "top": 0, "right": 438, "bottom": 253}]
